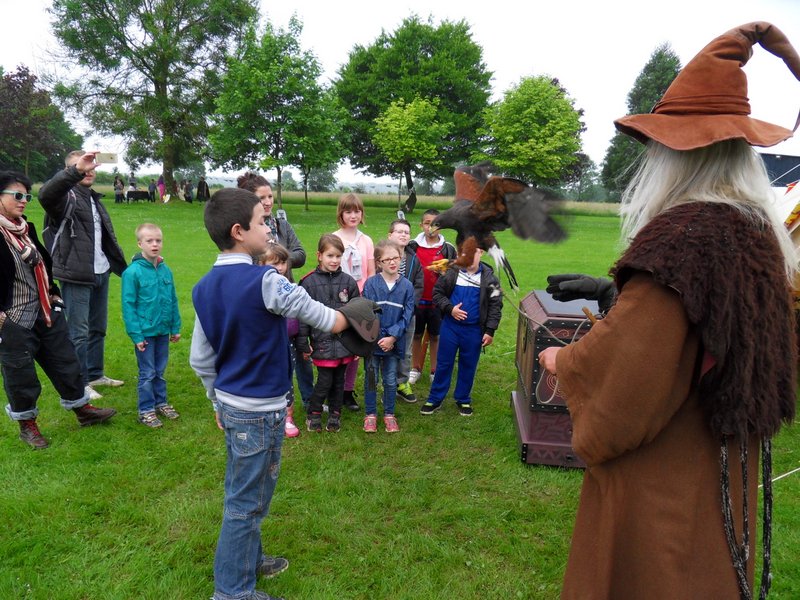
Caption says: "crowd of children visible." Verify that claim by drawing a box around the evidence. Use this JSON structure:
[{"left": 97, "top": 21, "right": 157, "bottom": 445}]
[{"left": 109, "top": 189, "right": 500, "bottom": 441}]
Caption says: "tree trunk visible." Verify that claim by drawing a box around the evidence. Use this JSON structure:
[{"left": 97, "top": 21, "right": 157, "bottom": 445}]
[
  {"left": 275, "top": 167, "right": 283, "bottom": 209},
  {"left": 403, "top": 166, "right": 417, "bottom": 213},
  {"left": 162, "top": 137, "right": 177, "bottom": 196},
  {"left": 404, "top": 167, "right": 414, "bottom": 192},
  {"left": 302, "top": 167, "right": 310, "bottom": 211}
]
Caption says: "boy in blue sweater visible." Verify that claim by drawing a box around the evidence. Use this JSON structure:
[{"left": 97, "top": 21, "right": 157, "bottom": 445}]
[
  {"left": 420, "top": 248, "right": 502, "bottom": 417},
  {"left": 121, "top": 223, "right": 181, "bottom": 428},
  {"left": 362, "top": 240, "right": 415, "bottom": 433},
  {"left": 190, "top": 188, "right": 358, "bottom": 600}
]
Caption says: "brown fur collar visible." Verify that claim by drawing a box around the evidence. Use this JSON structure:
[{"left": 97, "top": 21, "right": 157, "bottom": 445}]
[{"left": 612, "top": 202, "right": 797, "bottom": 438}]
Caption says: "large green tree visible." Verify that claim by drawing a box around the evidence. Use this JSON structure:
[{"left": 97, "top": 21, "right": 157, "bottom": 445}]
[
  {"left": 0, "top": 66, "right": 82, "bottom": 181},
  {"left": 293, "top": 89, "right": 347, "bottom": 209},
  {"left": 335, "top": 15, "right": 492, "bottom": 187},
  {"left": 209, "top": 17, "right": 342, "bottom": 207},
  {"left": 476, "top": 76, "right": 584, "bottom": 185},
  {"left": 307, "top": 163, "right": 338, "bottom": 193},
  {"left": 601, "top": 43, "right": 681, "bottom": 199},
  {"left": 373, "top": 97, "right": 451, "bottom": 209},
  {"left": 49, "top": 0, "right": 258, "bottom": 192}
]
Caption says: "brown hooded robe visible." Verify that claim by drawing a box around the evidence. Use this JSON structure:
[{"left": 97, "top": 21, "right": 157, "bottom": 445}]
[{"left": 557, "top": 202, "right": 796, "bottom": 599}]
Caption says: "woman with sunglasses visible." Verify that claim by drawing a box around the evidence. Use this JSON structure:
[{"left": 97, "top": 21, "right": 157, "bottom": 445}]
[{"left": 0, "top": 171, "right": 116, "bottom": 449}]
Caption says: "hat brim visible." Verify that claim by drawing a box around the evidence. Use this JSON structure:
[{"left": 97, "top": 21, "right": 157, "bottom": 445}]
[
  {"left": 615, "top": 114, "right": 793, "bottom": 150},
  {"left": 338, "top": 330, "right": 377, "bottom": 358}
]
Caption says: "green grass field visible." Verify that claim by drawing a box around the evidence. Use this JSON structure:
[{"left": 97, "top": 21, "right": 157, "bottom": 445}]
[{"left": 0, "top": 196, "right": 798, "bottom": 599}]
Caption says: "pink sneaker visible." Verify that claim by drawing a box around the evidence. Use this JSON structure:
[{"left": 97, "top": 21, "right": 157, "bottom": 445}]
[
  {"left": 285, "top": 416, "right": 300, "bottom": 438},
  {"left": 284, "top": 406, "right": 300, "bottom": 438},
  {"left": 384, "top": 415, "right": 400, "bottom": 433},
  {"left": 363, "top": 414, "right": 377, "bottom": 433}
]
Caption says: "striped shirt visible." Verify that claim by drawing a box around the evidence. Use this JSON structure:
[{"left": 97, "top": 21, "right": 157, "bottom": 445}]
[{"left": 3, "top": 237, "right": 39, "bottom": 328}]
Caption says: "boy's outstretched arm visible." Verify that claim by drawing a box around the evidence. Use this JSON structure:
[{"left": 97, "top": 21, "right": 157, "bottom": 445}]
[{"left": 331, "top": 312, "right": 349, "bottom": 333}]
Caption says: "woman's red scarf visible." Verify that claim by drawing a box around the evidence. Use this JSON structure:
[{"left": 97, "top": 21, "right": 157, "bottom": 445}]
[{"left": 0, "top": 214, "right": 52, "bottom": 326}]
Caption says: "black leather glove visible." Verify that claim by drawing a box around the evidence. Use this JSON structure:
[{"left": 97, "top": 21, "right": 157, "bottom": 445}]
[
  {"left": 337, "top": 297, "right": 382, "bottom": 357},
  {"left": 546, "top": 273, "right": 616, "bottom": 313}
]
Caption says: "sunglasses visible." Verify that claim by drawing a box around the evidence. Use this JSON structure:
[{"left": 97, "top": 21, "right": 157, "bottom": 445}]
[{"left": 1, "top": 190, "right": 33, "bottom": 202}]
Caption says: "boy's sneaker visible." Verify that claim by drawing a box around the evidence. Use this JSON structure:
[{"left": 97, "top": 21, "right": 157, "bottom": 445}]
[
  {"left": 250, "top": 592, "right": 285, "bottom": 600},
  {"left": 363, "top": 414, "right": 377, "bottom": 433},
  {"left": 458, "top": 403, "right": 474, "bottom": 417},
  {"left": 326, "top": 412, "right": 341, "bottom": 433},
  {"left": 257, "top": 555, "right": 289, "bottom": 578},
  {"left": 396, "top": 382, "right": 417, "bottom": 403},
  {"left": 156, "top": 404, "right": 180, "bottom": 420},
  {"left": 408, "top": 369, "right": 421, "bottom": 385},
  {"left": 306, "top": 413, "right": 322, "bottom": 432},
  {"left": 419, "top": 401, "right": 441, "bottom": 416},
  {"left": 384, "top": 415, "right": 400, "bottom": 433},
  {"left": 138, "top": 411, "right": 162, "bottom": 428}
]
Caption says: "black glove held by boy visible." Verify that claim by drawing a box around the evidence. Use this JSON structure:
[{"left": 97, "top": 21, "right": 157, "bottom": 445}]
[{"left": 546, "top": 273, "right": 617, "bottom": 313}]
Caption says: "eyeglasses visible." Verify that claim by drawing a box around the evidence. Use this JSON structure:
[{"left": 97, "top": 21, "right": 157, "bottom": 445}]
[
  {"left": 380, "top": 256, "right": 402, "bottom": 264},
  {"left": 1, "top": 190, "right": 33, "bottom": 202}
]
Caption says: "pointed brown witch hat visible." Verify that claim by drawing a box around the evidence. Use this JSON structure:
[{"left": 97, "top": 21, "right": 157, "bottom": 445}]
[{"left": 615, "top": 22, "right": 800, "bottom": 150}]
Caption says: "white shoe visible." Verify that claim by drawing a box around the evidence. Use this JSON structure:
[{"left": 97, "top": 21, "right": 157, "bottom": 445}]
[
  {"left": 88, "top": 375, "right": 124, "bottom": 387},
  {"left": 85, "top": 385, "right": 103, "bottom": 401},
  {"left": 408, "top": 369, "right": 421, "bottom": 385}
]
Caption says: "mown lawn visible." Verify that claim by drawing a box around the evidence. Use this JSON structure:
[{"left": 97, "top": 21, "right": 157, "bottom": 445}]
[{"left": 0, "top": 195, "right": 797, "bottom": 599}]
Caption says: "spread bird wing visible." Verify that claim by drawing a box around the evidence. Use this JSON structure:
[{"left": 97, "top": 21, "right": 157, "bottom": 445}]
[
  {"left": 469, "top": 177, "right": 566, "bottom": 244},
  {"left": 470, "top": 177, "right": 527, "bottom": 229},
  {"left": 504, "top": 186, "right": 567, "bottom": 243}
]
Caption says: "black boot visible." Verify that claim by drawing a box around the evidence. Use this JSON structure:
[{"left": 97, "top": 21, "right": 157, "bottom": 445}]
[
  {"left": 73, "top": 403, "right": 116, "bottom": 427},
  {"left": 19, "top": 419, "right": 49, "bottom": 449},
  {"left": 342, "top": 390, "right": 360, "bottom": 412}
]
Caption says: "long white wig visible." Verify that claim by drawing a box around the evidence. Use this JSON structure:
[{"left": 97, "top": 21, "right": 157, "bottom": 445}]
[{"left": 620, "top": 139, "right": 798, "bottom": 281}]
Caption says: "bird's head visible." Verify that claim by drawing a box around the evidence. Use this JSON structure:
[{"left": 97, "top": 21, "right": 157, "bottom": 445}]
[{"left": 430, "top": 210, "right": 456, "bottom": 232}]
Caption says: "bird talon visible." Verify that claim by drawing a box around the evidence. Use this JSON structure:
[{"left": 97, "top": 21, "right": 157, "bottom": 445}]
[{"left": 428, "top": 258, "right": 451, "bottom": 274}]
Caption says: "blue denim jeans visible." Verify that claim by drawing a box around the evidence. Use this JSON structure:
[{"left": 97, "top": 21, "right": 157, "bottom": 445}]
[
  {"left": 135, "top": 335, "right": 169, "bottom": 414},
  {"left": 213, "top": 402, "right": 286, "bottom": 600},
  {"left": 364, "top": 354, "right": 398, "bottom": 416},
  {"left": 61, "top": 271, "right": 110, "bottom": 384}
]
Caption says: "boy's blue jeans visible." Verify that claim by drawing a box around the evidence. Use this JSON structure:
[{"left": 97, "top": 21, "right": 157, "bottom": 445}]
[
  {"left": 364, "top": 354, "right": 398, "bottom": 416},
  {"left": 134, "top": 335, "right": 169, "bottom": 413},
  {"left": 428, "top": 319, "right": 482, "bottom": 406},
  {"left": 213, "top": 402, "right": 285, "bottom": 600}
]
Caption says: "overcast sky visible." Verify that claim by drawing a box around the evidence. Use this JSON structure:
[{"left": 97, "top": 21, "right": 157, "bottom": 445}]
[{"left": 5, "top": 0, "right": 800, "bottom": 181}]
